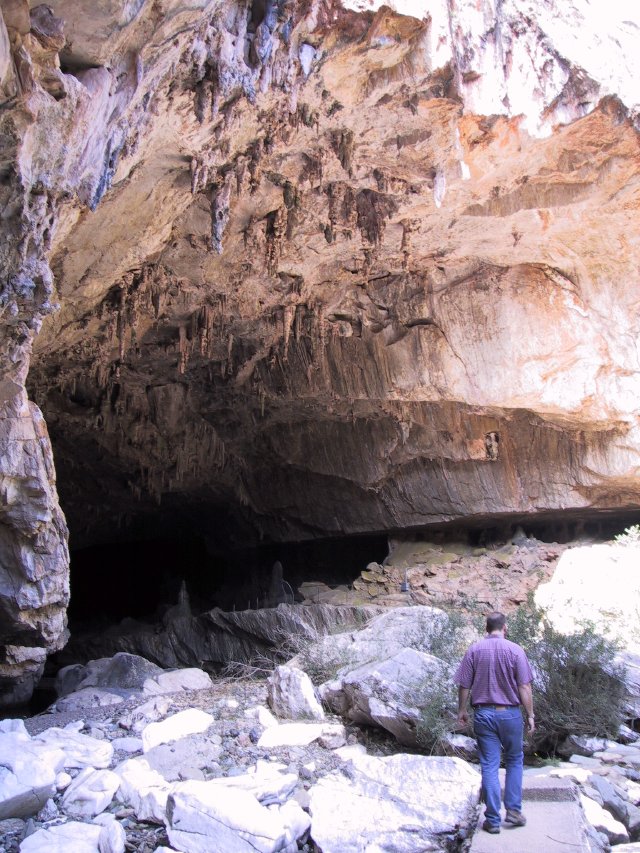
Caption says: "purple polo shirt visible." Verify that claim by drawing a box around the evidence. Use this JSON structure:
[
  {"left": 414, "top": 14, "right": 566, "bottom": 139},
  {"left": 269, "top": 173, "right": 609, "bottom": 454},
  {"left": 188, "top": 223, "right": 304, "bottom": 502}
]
[{"left": 454, "top": 636, "right": 533, "bottom": 706}]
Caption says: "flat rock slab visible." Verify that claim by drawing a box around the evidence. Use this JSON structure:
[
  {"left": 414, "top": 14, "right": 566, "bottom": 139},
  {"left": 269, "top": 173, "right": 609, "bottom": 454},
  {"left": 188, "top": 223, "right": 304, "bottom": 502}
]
[{"left": 469, "top": 800, "right": 591, "bottom": 853}]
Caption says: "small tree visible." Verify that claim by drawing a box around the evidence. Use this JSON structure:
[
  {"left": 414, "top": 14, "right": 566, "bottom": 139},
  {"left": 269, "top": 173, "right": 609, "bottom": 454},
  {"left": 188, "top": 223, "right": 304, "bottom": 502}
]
[{"left": 508, "top": 597, "right": 626, "bottom": 753}]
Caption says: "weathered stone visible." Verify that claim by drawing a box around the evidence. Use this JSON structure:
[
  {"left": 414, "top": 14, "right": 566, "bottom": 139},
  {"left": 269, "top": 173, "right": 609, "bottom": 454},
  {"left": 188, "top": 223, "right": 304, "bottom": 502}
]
[
  {"left": 114, "top": 757, "right": 173, "bottom": 824},
  {"left": 141, "top": 709, "right": 214, "bottom": 753},
  {"left": 33, "top": 727, "right": 113, "bottom": 769},
  {"left": 320, "top": 647, "right": 449, "bottom": 747},
  {"left": 267, "top": 665, "right": 324, "bottom": 721},
  {"left": 60, "top": 766, "right": 120, "bottom": 818},
  {"left": 308, "top": 753, "right": 480, "bottom": 852},
  {"left": 55, "top": 653, "right": 163, "bottom": 698},
  {"left": 580, "top": 794, "right": 630, "bottom": 845},
  {"left": 257, "top": 722, "right": 346, "bottom": 750},
  {"left": 166, "top": 781, "right": 310, "bottom": 853}
]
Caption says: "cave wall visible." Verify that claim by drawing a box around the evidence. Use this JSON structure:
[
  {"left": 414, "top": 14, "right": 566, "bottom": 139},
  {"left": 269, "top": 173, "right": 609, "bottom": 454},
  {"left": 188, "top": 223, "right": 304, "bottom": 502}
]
[{"left": 1, "top": 0, "right": 640, "bottom": 702}]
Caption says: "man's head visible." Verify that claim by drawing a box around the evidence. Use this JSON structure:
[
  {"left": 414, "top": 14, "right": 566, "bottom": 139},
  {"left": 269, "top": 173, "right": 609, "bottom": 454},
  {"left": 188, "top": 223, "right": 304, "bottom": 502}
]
[{"left": 486, "top": 611, "right": 506, "bottom": 634}]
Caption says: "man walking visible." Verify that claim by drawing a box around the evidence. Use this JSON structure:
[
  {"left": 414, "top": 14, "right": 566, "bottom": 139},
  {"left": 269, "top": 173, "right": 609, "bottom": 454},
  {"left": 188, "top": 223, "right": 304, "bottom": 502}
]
[{"left": 454, "top": 611, "right": 535, "bottom": 834}]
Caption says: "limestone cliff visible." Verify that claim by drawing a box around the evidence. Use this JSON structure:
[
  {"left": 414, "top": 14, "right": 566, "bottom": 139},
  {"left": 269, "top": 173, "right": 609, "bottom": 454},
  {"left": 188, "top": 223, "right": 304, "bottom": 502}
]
[{"left": 1, "top": 0, "right": 640, "bottom": 703}]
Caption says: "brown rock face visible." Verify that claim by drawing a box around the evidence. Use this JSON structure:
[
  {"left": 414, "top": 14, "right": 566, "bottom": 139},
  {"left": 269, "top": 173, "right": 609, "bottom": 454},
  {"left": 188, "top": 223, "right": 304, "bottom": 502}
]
[{"left": 1, "top": 0, "right": 640, "bottom": 700}]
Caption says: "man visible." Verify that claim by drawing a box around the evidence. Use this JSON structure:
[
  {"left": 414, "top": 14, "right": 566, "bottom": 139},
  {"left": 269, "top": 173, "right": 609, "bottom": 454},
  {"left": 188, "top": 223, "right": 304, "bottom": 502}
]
[{"left": 454, "top": 611, "right": 535, "bottom": 834}]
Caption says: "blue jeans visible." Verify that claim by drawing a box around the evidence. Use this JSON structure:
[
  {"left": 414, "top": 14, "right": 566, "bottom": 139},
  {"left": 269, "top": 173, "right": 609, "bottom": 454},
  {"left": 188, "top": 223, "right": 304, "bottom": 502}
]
[{"left": 473, "top": 707, "right": 524, "bottom": 828}]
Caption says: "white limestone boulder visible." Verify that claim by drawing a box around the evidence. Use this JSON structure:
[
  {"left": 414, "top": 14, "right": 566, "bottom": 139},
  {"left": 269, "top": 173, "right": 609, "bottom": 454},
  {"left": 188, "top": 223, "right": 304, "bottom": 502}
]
[
  {"left": 292, "top": 606, "right": 451, "bottom": 680},
  {"left": 143, "top": 668, "right": 212, "bottom": 694},
  {"left": 320, "top": 647, "right": 449, "bottom": 747},
  {"left": 115, "top": 757, "right": 174, "bottom": 823},
  {"left": 33, "top": 727, "right": 113, "bottom": 769},
  {"left": 267, "top": 665, "right": 325, "bottom": 721},
  {"left": 93, "top": 812, "right": 126, "bottom": 853},
  {"left": 580, "top": 793, "right": 630, "bottom": 845},
  {"left": 308, "top": 753, "right": 481, "bottom": 852},
  {"left": 257, "top": 722, "right": 345, "bottom": 749},
  {"left": 60, "top": 766, "right": 120, "bottom": 818},
  {"left": 199, "top": 761, "right": 298, "bottom": 806},
  {"left": 165, "top": 780, "right": 310, "bottom": 853},
  {"left": 0, "top": 730, "right": 62, "bottom": 819},
  {"left": 119, "top": 696, "right": 171, "bottom": 733},
  {"left": 19, "top": 818, "right": 124, "bottom": 853},
  {"left": 557, "top": 735, "right": 616, "bottom": 759},
  {"left": 142, "top": 709, "right": 214, "bottom": 752}
]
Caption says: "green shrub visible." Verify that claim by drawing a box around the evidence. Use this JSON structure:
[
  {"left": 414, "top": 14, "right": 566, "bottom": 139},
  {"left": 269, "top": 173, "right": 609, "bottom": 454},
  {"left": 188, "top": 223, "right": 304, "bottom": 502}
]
[
  {"left": 415, "top": 671, "right": 458, "bottom": 754},
  {"left": 507, "top": 597, "right": 626, "bottom": 753},
  {"left": 615, "top": 524, "right": 640, "bottom": 546}
]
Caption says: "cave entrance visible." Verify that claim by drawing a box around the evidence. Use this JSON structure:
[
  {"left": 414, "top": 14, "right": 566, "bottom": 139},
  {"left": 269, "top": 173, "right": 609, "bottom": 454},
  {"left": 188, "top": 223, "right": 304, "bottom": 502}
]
[{"left": 67, "top": 532, "right": 389, "bottom": 627}]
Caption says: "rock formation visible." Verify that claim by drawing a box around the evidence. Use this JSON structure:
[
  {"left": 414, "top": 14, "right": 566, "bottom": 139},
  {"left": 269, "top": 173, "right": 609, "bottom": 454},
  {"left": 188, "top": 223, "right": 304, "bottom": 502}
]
[{"left": 1, "top": 0, "right": 640, "bottom": 701}]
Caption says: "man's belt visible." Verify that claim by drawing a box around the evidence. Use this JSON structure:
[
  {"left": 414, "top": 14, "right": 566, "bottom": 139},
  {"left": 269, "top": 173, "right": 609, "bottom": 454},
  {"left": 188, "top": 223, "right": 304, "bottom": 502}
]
[{"left": 473, "top": 704, "right": 519, "bottom": 711}]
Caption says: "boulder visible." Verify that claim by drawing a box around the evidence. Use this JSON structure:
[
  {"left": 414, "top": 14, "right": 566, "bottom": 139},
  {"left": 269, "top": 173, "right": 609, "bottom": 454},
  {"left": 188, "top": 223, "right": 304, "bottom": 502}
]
[
  {"left": 257, "top": 722, "right": 346, "bottom": 749},
  {"left": 320, "top": 647, "right": 449, "bottom": 747},
  {"left": 197, "top": 761, "right": 298, "bottom": 806},
  {"left": 580, "top": 793, "right": 630, "bottom": 845},
  {"left": 308, "top": 753, "right": 481, "bottom": 852},
  {"left": 142, "top": 668, "right": 212, "bottom": 695},
  {"left": 60, "top": 767, "right": 120, "bottom": 818},
  {"left": 19, "top": 818, "right": 124, "bottom": 853},
  {"left": 141, "top": 709, "right": 214, "bottom": 752},
  {"left": 0, "top": 731, "right": 61, "bottom": 819},
  {"left": 165, "top": 780, "right": 310, "bottom": 853},
  {"left": 55, "top": 653, "right": 163, "bottom": 698},
  {"left": 115, "top": 757, "right": 174, "bottom": 823},
  {"left": 557, "top": 736, "right": 615, "bottom": 759},
  {"left": 119, "top": 696, "right": 172, "bottom": 733},
  {"left": 33, "top": 727, "right": 113, "bottom": 769},
  {"left": 293, "top": 607, "right": 451, "bottom": 682},
  {"left": 55, "top": 688, "right": 126, "bottom": 712},
  {"left": 92, "top": 813, "right": 126, "bottom": 853},
  {"left": 267, "top": 665, "right": 324, "bottom": 721}
]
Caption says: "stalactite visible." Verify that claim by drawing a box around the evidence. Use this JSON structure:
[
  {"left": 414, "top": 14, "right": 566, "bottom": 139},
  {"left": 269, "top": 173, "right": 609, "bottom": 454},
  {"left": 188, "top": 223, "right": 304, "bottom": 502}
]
[
  {"left": 210, "top": 172, "right": 232, "bottom": 254},
  {"left": 265, "top": 205, "right": 287, "bottom": 275},
  {"left": 282, "top": 303, "right": 295, "bottom": 358},
  {"left": 330, "top": 129, "right": 355, "bottom": 176}
]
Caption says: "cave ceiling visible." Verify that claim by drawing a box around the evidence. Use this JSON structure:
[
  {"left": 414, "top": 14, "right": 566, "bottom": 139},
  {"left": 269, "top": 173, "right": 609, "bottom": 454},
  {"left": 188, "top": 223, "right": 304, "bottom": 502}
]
[{"left": 14, "top": 0, "right": 640, "bottom": 551}]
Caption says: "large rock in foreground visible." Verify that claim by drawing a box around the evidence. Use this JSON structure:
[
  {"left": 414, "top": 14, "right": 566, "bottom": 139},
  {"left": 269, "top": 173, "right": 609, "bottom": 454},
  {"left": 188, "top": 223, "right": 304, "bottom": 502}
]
[{"left": 308, "top": 753, "right": 480, "bottom": 852}]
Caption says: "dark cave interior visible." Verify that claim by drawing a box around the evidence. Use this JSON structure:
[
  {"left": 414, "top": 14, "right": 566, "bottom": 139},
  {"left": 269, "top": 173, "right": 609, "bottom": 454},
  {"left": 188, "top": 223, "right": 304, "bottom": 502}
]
[{"left": 66, "top": 507, "right": 640, "bottom": 626}]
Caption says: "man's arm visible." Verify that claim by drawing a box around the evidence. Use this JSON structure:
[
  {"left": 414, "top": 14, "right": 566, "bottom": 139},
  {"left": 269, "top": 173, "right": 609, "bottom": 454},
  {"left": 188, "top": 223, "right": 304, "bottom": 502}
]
[
  {"left": 457, "top": 686, "right": 471, "bottom": 728},
  {"left": 518, "top": 682, "right": 535, "bottom": 733}
]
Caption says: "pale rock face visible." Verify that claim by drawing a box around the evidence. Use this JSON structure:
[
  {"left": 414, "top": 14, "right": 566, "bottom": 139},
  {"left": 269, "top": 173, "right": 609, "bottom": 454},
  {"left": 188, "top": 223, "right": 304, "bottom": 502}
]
[
  {"left": 267, "top": 665, "right": 325, "bottom": 721},
  {"left": 18, "top": 820, "right": 108, "bottom": 853},
  {"left": 308, "top": 753, "right": 481, "bottom": 852},
  {"left": 141, "top": 709, "right": 214, "bottom": 752},
  {"left": 320, "top": 647, "right": 448, "bottom": 746},
  {"left": 32, "top": 727, "right": 114, "bottom": 769},
  {"left": 165, "top": 781, "right": 311, "bottom": 853},
  {"left": 60, "top": 766, "right": 121, "bottom": 818},
  {"left": 115, "top": 757, "right": 174, "bottom": 823},
  {"left": 257, "top": 722, "right": 346, "bottom": 749}
]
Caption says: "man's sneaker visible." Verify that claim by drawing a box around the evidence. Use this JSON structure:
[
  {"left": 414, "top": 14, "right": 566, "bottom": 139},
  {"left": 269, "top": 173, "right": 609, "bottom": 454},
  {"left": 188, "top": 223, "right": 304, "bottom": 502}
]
[
  {"left": 504, "top": 809, "right": 527, "bottom": 827},
  {"left": 482, "top": 820, "right": 500, "bottom": 834}
]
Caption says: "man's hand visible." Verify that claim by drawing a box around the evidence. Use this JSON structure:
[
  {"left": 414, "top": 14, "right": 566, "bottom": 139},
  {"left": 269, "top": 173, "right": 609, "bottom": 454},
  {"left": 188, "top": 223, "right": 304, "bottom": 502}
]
[
  {"left": 457, "top": 686, "right": 471, "bottom": 730},
  {"left": 457, "top": 710, "right": 470, "bottom": 729},
  {"left": 527, "top": 715, "right": 535, "bottom": 734}
]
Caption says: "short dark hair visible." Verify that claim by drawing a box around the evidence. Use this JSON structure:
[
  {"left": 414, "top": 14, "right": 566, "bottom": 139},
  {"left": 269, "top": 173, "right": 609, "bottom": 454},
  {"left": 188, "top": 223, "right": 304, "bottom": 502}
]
[{"left": 486, "top": 612, "right": 506, "bottom": 633}]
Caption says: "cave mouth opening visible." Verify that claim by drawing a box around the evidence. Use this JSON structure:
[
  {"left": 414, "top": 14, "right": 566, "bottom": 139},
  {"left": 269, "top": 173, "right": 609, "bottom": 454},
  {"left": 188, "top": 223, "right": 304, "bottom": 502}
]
[
  {"left": 67, "top": 532, "right": 390, "bottom": 628},
  {"left": 66, "top": 506, "right": 640, "bottom": 629}
]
